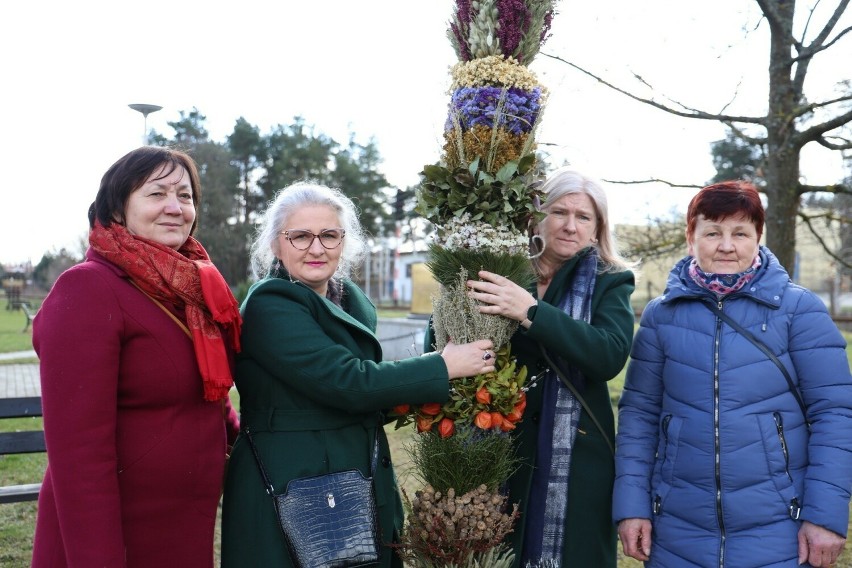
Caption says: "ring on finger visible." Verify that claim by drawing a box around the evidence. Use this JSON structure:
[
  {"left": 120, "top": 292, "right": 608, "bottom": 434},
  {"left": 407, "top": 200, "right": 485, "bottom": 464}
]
[{"left": 482, "top": 351, "right": 492, "bottom": 361}]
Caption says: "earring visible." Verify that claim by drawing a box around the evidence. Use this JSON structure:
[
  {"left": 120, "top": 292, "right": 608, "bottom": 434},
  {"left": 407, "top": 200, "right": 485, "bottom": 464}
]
[{"left": 529, "top": 234, "right": 545, "bottom": 259}]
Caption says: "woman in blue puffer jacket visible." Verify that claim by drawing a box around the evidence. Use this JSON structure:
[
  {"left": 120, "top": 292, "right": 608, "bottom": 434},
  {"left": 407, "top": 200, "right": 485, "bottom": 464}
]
[{"left": 613, "top": 180, "right": 852, "bottom": 568}]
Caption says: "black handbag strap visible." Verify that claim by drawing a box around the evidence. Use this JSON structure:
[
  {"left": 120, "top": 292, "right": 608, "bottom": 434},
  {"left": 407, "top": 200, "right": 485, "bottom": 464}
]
[
  {"left": 539, "top": 345, "right": 615, "bottom": 456},
  {"left": 243, "top": 425, "right": 381, "bottom": 495},
  {"left": 703, "top": 302, "right": 809, "bottom": 426}
]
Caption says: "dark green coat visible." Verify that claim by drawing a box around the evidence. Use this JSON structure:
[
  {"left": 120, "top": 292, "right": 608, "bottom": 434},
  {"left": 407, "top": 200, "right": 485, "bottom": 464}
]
[
  {"left": 506, "top": 252, "right": 635, "bottom": 567},
  {"left": 221, "top": 275, "right": 450, "bottom": 567}
]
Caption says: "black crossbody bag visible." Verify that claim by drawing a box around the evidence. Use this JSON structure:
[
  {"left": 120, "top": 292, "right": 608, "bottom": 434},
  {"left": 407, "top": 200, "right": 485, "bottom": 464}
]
[
  {"left": 539, "top": 345, "right": 616, "bottom": 456},
  {"left": 243, "top": 426, "right": 381, "bottom": 568},
  {"left": 703, "top": 302, "right": 810, "bottom": 428}
]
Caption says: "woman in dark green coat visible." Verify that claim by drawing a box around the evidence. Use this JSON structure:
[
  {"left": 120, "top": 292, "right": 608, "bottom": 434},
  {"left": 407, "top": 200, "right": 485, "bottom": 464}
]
[
  {"left": 220, "top": 182, "right": 495, "bottom": 567},
  {"left": 467, "top": 168, "right": 636, "bottom": 568}
]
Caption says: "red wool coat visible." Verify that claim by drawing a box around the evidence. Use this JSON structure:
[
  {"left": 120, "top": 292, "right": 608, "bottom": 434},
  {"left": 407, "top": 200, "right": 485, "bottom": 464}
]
[{"left": 31, "top": 250, "right": 239, "bottom": 567}]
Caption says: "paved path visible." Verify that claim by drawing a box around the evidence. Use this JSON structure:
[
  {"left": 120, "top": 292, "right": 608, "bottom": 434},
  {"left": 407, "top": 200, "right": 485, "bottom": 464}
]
[
  {"left": 0, "top": 350, "right": 39, "bottom": 398},
  {"left": 0, "top": 315, "right": 418, "bottom": 399}
]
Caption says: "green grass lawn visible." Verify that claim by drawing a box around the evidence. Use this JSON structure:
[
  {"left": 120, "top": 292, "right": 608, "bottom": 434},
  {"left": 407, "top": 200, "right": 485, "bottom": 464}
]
[
  {"left": 1, "top": 330, "right": 851, "bottom": 566},
  {"left": 0, "top": 417, "right": 44, "bottom": 567},
  {"left": 0, "top": 307, "right": 36, "bottom": 354}
]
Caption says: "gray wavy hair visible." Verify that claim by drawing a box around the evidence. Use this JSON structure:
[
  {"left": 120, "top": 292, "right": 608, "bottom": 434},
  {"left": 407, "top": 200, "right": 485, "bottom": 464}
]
[
  {"left": 532, "top": 167, "right": 632, "bottom": 275},
  {"left": 250, "top": 181, "right": 367, "bottom": 279}
]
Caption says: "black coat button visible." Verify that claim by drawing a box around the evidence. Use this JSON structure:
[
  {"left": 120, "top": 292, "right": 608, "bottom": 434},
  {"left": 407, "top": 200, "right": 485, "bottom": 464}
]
[
  {"left": 532, "top": 413, "right": 540, "bottom": 423},
  {"left": 381, "top": 456, "right": 391, "bottom": 468}
]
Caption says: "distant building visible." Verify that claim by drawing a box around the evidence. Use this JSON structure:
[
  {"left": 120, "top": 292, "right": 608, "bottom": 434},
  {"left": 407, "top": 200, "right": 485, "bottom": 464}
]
[{"left": 354, "top": 211, "right": 849, "bottom": 317}]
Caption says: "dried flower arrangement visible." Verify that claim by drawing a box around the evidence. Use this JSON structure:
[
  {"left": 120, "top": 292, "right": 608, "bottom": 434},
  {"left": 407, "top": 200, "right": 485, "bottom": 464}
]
[{"left": 395, "top": 1, "right": 559, "bottom": 566}]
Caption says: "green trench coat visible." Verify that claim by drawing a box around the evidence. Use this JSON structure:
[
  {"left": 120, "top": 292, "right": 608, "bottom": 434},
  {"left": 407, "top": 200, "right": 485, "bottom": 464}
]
[
  {"left": 506, "top": 254, "right": 635, "bottom": 568},
  {"left": 221, "top": 276, "right": 450, "bottom": 567},
  {"left": 424, "top": 251, "right": 635, "bottom": 567}
]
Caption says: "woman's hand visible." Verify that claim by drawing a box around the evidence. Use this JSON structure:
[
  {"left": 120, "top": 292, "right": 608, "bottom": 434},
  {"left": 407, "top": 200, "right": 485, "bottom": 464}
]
[
  {"left": 618, "top": 518, "right": 652, "bottom": 561},
  {"left": 798, "top": 521, "right": 846, "bottom": 568},
  {"left": 440, "top": 339, "right": 495, "bottom": 379},
  {"left": 467, "top": 270, "right": 537, "bottom": 323}
]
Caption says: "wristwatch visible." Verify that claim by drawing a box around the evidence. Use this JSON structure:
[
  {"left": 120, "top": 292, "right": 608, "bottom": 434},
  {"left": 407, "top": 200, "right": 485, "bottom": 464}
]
[{"left": 521, "top": 301, "right": 538, "bottom": 329}]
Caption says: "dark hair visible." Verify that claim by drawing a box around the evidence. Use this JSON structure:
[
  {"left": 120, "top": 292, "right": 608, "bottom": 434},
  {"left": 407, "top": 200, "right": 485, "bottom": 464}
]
[
  {"left": 87, "top": 146, "right": 202, "bottom": 233},
  {"left": 686, "top": 180, "right": 764, "bottom": 241}
]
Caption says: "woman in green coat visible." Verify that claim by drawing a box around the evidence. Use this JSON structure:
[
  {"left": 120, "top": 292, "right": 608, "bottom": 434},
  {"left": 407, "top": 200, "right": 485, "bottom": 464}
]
[
  {"left": 467, "top": 168, "right": 636, "bottom": 567},
  {"left": 220, "top": 182, "right": 495, "bottom": 567}
]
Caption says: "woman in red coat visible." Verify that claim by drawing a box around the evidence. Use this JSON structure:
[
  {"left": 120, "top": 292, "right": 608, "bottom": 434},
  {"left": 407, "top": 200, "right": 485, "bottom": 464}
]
[{"left": 31, "top": 146, "right": 242, "bottom": 567}]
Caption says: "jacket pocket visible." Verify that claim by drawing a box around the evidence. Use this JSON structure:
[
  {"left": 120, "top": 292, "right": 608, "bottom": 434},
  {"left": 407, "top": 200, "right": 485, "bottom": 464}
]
[
  {"left": 758, "top": 412, "right": 800, "bottom": 518},
  {"left": 651, "top": 414, "right": 682, "bottom": 515}
]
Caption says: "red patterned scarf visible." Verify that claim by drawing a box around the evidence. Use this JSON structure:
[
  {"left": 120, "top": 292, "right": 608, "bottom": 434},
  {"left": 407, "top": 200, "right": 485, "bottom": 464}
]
[{"left": 89, "top": 221, "right": 242, "bottom": 401}]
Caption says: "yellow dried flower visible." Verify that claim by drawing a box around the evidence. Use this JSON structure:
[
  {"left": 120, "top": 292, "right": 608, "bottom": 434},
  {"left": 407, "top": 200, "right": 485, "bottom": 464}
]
[
  {"left": 450, "top": 55, "right": 546, "bottom": 92},
  {"left": 443, "top": 125, "right": 534, "bottom": 172}
]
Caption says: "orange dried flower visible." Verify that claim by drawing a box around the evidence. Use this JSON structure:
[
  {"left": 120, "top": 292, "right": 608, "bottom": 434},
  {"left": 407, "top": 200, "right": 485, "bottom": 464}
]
[
  {"left": 474, "top": 411, "right": 492, "bottom": 430},
  {"left": 506, "top": 407, "right": 523, "bottom": 423},
  {"left": 416, "top": 415, "right": 434, "bottom": 433},
  {"left": 475, "top": 387, "right": 491, "bottom": 405},
  {"left": 499, "top": 416, "right": 516, "bottom": 432},
  {"left": 437, "top": 417, "right": 455, "bottom": 438},
  {"left": 420, "top": 402, "right": 442, "bottom": 416}
]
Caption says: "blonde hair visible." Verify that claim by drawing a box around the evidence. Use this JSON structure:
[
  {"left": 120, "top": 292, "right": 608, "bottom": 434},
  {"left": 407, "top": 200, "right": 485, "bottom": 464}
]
[{"left": 532, "top": 167, "right": 632, "bottom": 276}]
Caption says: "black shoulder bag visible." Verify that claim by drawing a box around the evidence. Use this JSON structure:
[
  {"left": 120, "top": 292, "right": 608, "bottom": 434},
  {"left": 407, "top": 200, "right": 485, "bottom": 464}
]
[
  {"left": 539, "top": 345, "right": 615, "bottom": 456},
  {"left": 703, "top": 302, "right": 810, "bottom": 428},
  {"left": 243, "top": 426, "right": 381, "bottom": 568}
]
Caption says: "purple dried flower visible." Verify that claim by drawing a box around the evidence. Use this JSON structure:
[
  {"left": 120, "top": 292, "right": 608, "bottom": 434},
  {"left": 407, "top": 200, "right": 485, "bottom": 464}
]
[
  {"left": 450, "top": 22, "right": 472, "bottom": 61},
  {"left": 449, "top": 0, "right": 475, "bottom": 61},
  {"left": 497, "top": 0, "right": 531, "bottom": 58},
  {"left": 446, "top": 86, "right": 543, "bottom": 135},
  {"left": 540, "top": 9, "right": 554, "bottom": 44},
  {"left": 456, "top": 0, "right": 473, "bottom": 25}
]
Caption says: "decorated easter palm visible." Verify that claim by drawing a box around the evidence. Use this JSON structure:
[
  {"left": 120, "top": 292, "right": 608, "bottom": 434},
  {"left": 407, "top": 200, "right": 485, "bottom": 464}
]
[{"left": 391, "top": 2, "right": 559, "bottom": 566}]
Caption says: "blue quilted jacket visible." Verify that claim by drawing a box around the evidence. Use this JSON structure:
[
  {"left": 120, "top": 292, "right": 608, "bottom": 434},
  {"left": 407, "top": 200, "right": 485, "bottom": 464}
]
[{"left": 613, "top": 247, "right": 852, "bottom": 568}]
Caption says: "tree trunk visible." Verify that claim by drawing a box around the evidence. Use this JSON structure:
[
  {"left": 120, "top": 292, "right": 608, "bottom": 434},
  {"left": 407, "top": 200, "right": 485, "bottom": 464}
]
[
  {"left": 763, "top": 152, "right": 800, "bottom": 273},
  {"left": 762, "top": 0, "right": 802, "bottom": 274}
]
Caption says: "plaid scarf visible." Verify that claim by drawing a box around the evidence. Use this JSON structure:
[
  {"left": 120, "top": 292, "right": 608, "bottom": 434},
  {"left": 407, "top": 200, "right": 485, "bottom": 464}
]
[
  {"left": 523, "top": 248, "right": 598, "bottom": 568},
  {"left": 89, "top": 221, "right": 241, "bottom": 401}
]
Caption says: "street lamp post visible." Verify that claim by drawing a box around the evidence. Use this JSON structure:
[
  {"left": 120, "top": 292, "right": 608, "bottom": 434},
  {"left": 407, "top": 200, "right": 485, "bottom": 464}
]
[{"left": 128, "top": 103, "right": 163, "bottom": 145}]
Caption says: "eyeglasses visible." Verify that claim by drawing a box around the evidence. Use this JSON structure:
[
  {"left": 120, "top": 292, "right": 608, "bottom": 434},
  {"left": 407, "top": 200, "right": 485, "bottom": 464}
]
[{"left": 281, "top": 228, "right": 346, "bottom": 250}]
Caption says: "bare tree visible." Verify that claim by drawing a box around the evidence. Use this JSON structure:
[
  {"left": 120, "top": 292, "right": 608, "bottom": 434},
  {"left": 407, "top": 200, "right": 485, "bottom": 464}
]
[{"left": 545, "top": 0, "right": 852, "bottom": 273}]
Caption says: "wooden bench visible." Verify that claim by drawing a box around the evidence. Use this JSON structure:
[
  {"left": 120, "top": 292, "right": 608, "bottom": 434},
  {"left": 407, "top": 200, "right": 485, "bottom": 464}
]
[
  {"left": 21, "top": 303, "right": 37, "bottom": 333},
  {"left": 0, "top": 397, "right": 44, "bottom": 504}
]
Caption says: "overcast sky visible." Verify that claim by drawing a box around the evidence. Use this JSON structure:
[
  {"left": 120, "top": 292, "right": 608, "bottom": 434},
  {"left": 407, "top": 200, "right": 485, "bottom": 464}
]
[{"left": 1, "top": 0, "right": 849, "bottom": 265}]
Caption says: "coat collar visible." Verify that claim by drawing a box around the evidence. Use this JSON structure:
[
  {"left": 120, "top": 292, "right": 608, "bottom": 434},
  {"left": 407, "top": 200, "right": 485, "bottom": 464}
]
[
  {"left": 661, "top": 246, "right": 789, "bottom": 309},
  {"left": 260, "top": 267, "right": 380, "bottom": 349},
  {"left": 537, "top": 247, "right": 592, "bottom": 303}
]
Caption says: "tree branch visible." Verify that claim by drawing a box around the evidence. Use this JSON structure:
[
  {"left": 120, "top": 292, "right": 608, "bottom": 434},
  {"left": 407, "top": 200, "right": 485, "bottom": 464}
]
[
  {"left": 725, "top": 122, "right": 768, "bottom": 145},
  {"left": 816, "top": 135, "right": 852, "bottom": 150},
  {"left": 801, "top": 92, "right": 852, "bottom": 113},
  {"left": 792, "top": 1, "right": 850, "bottom": 92},
  {"left": 798, "top": 209, "right": 852, "bottom": 269},
  {"left": 795, "top": 106, "right": 852, "bottom": 145},
  {"left": 601, "top": 178, "right": 703, "bottom": 189},
  {"left": 795, "top": 0, "right": 852, "bottom": 62},
  {"left": 789, "top": 92, "right": 852, "bottom": 122},
  {"left": 800, "top": 182, "right": 852, "bottom": 195},
  {"left": 620, "top": 218, "right": 687, "bottom": 262},
  {"left": 540, "top": 53, "right": 765, "bottom": 124}
]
